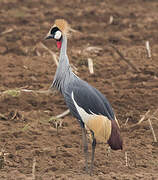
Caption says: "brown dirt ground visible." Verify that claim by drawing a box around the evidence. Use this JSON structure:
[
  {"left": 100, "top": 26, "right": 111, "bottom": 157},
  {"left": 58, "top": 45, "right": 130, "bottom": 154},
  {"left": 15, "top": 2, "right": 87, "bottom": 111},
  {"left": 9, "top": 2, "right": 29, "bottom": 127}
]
[{"left": 0, "top": 0, "right": 158, "bottom": 179}]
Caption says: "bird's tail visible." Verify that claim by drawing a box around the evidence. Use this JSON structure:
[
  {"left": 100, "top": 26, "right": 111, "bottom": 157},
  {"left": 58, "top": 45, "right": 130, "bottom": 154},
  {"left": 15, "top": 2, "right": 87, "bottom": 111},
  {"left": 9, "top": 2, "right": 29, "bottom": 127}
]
[{"left": 107, "top": 119, "right": 123, "bottom": 150}]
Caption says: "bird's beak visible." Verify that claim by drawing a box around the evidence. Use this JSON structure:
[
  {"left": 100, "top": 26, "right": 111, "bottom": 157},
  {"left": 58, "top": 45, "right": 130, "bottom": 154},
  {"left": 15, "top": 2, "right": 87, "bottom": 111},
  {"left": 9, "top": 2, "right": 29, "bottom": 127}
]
[{"left": 44, "top": 33, "right": 54, "bottom": 40}]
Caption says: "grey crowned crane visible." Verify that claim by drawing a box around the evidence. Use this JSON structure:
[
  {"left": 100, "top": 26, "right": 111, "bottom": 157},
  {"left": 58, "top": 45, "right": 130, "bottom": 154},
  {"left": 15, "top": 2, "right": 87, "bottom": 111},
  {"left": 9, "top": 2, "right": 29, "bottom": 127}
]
[{"left": 45, "top": 19, "right": 123, "bottom": 174}]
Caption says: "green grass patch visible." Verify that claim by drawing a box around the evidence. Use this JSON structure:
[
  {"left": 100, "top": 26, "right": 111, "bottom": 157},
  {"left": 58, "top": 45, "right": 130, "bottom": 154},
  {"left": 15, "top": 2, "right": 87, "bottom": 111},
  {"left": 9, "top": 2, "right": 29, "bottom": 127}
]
[
  {"left": 21, "top": 124, "right": 30, "bottom": 132},
  {"left": 4, "top": 89, "right": 21, "bottom": 97}
]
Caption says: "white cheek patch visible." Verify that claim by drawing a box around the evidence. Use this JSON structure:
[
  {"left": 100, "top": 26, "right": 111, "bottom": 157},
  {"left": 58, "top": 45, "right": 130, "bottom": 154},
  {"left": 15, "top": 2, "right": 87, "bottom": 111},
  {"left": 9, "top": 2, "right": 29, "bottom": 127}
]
[{"left": 54, "top": 31, "right": 62, "bottom": 40}]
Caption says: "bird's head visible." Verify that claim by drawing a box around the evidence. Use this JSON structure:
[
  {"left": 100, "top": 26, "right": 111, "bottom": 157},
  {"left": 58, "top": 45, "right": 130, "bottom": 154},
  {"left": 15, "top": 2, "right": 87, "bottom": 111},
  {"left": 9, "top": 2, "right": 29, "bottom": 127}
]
[{"left": 45, "top": 19, "right": 69, "bottom": 49}]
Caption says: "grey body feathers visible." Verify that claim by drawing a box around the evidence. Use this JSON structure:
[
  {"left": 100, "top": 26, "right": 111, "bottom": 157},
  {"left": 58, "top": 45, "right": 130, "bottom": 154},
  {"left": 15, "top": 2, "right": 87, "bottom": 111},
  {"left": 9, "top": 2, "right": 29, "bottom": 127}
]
[{"left": 51, "top": 35, "right": 115, "bottom": 127}]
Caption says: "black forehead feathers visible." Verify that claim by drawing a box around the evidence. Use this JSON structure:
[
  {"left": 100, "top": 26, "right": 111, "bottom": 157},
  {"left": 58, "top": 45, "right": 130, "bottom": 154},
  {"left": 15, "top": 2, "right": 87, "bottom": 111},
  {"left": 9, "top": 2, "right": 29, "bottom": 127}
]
[{"left": 50, "top": 27, "right": 60, "bottom": 35}]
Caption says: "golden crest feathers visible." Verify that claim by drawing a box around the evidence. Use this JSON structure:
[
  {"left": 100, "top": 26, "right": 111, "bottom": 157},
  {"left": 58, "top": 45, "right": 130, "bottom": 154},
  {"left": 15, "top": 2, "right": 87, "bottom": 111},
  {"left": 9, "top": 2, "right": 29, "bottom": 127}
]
[{"left": 53, "top": 19, "right": 70, "bottom": 35}]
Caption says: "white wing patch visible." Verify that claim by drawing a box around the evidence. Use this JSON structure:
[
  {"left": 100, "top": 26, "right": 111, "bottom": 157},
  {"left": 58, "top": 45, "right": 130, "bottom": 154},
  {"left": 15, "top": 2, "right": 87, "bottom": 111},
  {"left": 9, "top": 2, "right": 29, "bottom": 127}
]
[{"left": 71, "top": 91, "right": 96, "bottom": 123}]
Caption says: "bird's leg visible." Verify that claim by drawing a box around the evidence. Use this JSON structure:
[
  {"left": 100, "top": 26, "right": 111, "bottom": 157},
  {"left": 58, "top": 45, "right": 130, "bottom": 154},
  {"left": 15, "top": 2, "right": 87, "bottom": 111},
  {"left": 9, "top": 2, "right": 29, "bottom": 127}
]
[
  {"left": 90, "top": 131, "right": 96, "bottom": 175},
  {"left": 81, "top": 126, "right": 89, "bottom": 173}
]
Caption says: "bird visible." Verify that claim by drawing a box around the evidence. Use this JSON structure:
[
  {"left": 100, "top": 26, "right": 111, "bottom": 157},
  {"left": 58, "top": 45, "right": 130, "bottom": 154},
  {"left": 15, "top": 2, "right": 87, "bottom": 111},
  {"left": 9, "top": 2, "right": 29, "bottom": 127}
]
[{"left": 45, "top": 19, "right": 123, "bottom": 174}]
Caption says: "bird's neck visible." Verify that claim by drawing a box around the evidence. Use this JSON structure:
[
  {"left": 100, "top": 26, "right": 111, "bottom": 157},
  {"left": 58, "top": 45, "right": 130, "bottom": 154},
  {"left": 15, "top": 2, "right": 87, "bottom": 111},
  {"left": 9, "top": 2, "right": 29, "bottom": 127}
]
[
  {"left": 60, "top": 35, "right": 67, "bottom": 56},
  {"left": 58, "top": 35, "right": 70, "bottom": 70},
  {"left": 51, "top": 35, "right": 72, "bottom": 92}
]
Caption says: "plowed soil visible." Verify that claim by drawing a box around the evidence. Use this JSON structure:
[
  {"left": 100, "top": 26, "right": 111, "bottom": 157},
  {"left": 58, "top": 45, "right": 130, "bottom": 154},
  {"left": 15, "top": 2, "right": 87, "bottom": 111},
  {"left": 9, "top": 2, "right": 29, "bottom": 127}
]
[{"left": 0, "top": 0, "right": 158, "bottom": 179}]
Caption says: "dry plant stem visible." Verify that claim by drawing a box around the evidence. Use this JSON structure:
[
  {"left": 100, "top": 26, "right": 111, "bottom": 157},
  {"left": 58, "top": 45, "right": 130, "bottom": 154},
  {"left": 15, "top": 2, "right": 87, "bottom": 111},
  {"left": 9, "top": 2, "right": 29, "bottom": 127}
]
[
  {"left": 21, "top": 89, "right": 53, "bottom": 94},
  {"left": 0, "top": 113, "right": 7, "bottom": 120},
  {"left": 39, "top": 42, "right": 59, "bottom": 66},
  {"left": 69, "top": 27, "right": 79, "bottom": 33},
  {"left": 110, "top": 45, "right": 139, "bottom": 73},
  {"left": 146, "top": 41, "right": 151, "bottom": 58},
  {"left": 145, "top": 109, "right": 158, "bottom": 121},
  {"left": 85, "top": 46, "right": 102, "bottom": 52},
  {"left": 0, "top": 89, "right": 57, "bottom": 98},
  {"left": 124, "top": 118, "right": 129, "bottom": 126},
  {"left": 152, "top": 109, "right": 158, "bottom": 117},
  {"left": 148, "top": 118, "right": 157, "bottom": 142},
  {"left": 125, "top": 151, "right": 128, "bottom": 167},
  {"left": 32, "top": 157, "right": 36, "bottom": 180},
  {"left": 56, "top": 109, "right": 70, "bottom": 119},
  {"left": 10, "top": 110, "right": 18, "bottom": 120},
  {"left": 0, "top": 28, "right": 14, "bottom": 35},
  {"left": 88, "top": 58, "right": 94, "bottom": 74},
  {"left": 36, "top": 49, "right": 41, "bottom": 56},
  {"left": 109, "top": 15, "right": 114, "bottom": 24},
  {"left": 151, "top": 117, "right": 158, "bottom": 121},
  {"left": 137, "top": 110, "right": 150, "bottom": 124}
]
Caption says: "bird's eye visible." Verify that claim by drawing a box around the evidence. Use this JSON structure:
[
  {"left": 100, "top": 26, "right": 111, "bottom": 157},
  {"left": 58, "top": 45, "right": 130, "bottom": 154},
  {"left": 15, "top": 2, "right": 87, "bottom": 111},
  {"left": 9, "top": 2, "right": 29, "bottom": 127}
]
[{"left": 54, "top": 31, "right": 62, "bottom": 40}]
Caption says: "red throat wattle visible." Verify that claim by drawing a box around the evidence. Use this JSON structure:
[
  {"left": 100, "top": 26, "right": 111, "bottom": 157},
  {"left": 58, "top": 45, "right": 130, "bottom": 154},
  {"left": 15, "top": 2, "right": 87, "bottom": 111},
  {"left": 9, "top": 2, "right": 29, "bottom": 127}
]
[{"left": 57, "top": 41, "right": 62, "bottom": 49}]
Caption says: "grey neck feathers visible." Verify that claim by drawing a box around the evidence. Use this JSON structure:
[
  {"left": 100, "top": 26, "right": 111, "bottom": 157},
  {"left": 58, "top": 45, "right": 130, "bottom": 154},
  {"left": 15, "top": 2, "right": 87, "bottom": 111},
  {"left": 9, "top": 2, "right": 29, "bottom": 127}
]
[
  {"left": 60, "top": 35, "right": 67, "bottom": 56},
  {"left": 51, "top": 35, "right": 74, "bottom": 93}
]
